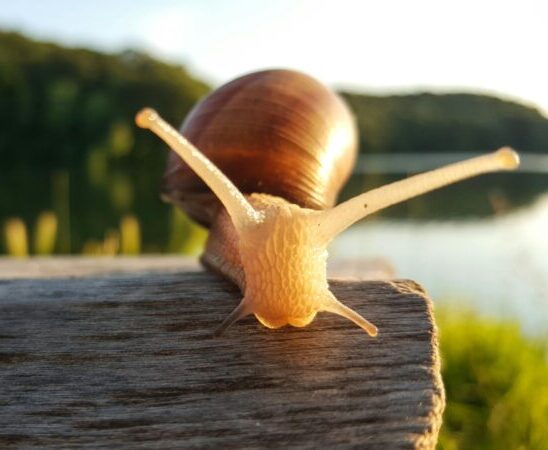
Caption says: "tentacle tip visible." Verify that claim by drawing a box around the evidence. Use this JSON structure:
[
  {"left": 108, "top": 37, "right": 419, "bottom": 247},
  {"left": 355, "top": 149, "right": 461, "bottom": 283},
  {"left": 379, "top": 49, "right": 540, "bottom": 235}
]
[
  {"left": 213, "top": 319, "right": 233, "bottom": 338},
  {"left": 213, "top": 325, "right": 226, "bottom": 338},
  {"left": 214, "top": 302, "right": 251, "bottom": 337},
  {"left": 495, "top": 147, "right": 520, "bottom": 170},
  {"left": 135, "top": 107, "right": 158, "bottom": 129}
]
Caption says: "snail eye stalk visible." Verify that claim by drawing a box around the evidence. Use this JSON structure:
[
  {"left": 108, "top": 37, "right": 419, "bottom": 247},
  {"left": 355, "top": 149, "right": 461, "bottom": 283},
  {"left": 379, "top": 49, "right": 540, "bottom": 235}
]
[
  {"left": 318, "top": 147, "right": 520, "bottom": 242},
  {"left": 136, "top": 108, "right": 261, "bottom": 231}
]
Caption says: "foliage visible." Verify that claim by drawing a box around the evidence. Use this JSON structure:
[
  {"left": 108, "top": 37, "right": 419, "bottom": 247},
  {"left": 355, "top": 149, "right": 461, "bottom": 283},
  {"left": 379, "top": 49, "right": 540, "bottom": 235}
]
[
  {"left": 3, "top": 217, "right": 28, "bottom": 257},
  {"left": 0, "top": 31, "right": 209, "bottom": 170},
  {"left": 2, "top": 30, "right": 548, "bottom": 253},
  {"left": 437, "top": 309, "right": 548, "bottom": 450},
  {"left": 0, "top": 30, "right": 209, "bottom": 253},
  {"left": 342, "top": 92, "right": 548, "bottom": 155},
  {"left": 33, "top": 211, "right": 57, "bottom": 254}
]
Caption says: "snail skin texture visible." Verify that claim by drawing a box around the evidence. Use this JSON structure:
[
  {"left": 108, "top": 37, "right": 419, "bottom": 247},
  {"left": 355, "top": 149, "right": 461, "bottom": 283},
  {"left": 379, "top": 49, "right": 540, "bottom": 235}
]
[{"left": 136, "top": 69, "right": 520, "bottom": 337}]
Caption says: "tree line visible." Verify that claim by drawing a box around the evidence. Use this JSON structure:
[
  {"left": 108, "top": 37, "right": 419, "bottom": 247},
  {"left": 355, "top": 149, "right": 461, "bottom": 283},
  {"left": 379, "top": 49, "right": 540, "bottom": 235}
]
[{"left": 1, "top": 30, "right": 547, "bottom": 253}]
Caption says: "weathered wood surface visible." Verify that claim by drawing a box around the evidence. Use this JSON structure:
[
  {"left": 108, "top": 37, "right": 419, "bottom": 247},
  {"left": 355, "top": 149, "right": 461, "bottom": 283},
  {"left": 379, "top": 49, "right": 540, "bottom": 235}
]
[
  {"left": 0, "top": 256, "right": 394, "bottom": 280},
  {"left": 0, "top": 258, "right": 444, "bottom": 449}
]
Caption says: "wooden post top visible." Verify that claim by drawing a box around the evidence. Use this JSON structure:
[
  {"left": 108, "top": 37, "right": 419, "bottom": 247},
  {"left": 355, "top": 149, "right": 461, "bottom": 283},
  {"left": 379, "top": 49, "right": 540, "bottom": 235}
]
[{"left": 0, "top": 257, "right": 444, "bottom": 449}]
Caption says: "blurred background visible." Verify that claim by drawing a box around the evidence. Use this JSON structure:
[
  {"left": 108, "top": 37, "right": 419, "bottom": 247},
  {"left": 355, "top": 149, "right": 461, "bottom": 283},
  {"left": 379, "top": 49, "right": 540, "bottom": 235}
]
[{"left": 0, "top": 1, "right": 547, "bottom": 448}]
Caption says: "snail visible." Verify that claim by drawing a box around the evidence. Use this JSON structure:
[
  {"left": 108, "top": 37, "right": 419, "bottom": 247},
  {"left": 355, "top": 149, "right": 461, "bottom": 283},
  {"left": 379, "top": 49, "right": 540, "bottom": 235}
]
[{"left": 135, "top": 69, "right": 520, "bottom": 336}]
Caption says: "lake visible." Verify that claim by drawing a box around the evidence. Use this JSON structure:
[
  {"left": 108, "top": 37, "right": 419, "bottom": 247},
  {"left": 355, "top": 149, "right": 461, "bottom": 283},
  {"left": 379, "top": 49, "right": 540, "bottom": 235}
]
[{"left": 331, "top": 193, "right": 548, "bottom": 336}]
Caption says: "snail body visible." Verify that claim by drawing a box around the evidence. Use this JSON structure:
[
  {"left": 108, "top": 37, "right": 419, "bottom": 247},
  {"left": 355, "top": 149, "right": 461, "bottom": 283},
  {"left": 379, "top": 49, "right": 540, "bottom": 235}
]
[{"left": 136, "top": 69, "right": 520, "bottom": 336}]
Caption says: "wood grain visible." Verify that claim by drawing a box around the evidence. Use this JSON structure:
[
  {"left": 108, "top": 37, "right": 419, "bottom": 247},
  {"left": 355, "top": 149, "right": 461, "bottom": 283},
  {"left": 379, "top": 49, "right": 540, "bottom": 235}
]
[{"left": 0, "top": 258, "right": 444, "bottom": 449}]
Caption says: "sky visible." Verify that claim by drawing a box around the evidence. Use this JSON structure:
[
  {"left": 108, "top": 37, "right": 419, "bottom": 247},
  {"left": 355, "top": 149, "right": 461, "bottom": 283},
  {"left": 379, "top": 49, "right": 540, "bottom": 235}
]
[{"left": 1, "top": 0, "right": 547, "bottom": 114}]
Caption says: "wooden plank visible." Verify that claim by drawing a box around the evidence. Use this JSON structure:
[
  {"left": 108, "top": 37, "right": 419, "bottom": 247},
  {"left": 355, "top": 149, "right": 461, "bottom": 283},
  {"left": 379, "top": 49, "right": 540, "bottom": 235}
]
[
  {"left": 0, "top": 256, "right": 201, "bottom": 279},
  {"left": 0, "top": 256, "right": 394, "bottom": 280},
  {"left": 0, "top": 258, "right": 444, "bottom": 449}
]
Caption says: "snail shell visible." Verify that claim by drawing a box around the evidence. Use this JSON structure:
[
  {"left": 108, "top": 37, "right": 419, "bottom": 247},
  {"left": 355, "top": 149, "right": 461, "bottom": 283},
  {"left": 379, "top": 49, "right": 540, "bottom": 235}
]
[{"left": 161, "top": 69, "right": 358, "bottom": 227}]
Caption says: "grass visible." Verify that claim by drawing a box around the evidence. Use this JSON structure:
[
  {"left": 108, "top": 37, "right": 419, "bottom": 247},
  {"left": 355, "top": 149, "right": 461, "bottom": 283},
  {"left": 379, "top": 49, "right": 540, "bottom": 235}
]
[
  {"left": 33, "top": 212, "right": 58, "bottom": 255},
  {"left": 4, "top": 218, "right": 28, "bottom": 257},
  {"left": 437, "top": 309, "right": 548, "bottom": 450},
  {"left": 2, "top": 209, "right": 206, "bottom": 256}
]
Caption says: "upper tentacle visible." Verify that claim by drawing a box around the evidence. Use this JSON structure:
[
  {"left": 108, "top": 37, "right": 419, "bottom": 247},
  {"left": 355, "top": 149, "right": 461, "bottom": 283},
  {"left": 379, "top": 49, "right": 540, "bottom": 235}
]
[
  {"left": 136, "top": 108, "right": 261, "bottom": 231},
  {"left": 316, "top": 147, "right": 519, "bottom": 243}
]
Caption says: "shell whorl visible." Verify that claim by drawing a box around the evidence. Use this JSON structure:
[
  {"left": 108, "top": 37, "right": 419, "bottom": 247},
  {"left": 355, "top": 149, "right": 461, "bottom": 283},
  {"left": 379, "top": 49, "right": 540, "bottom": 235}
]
[{"left": 161, "top": 69, "right": 358, "bottom": 227}]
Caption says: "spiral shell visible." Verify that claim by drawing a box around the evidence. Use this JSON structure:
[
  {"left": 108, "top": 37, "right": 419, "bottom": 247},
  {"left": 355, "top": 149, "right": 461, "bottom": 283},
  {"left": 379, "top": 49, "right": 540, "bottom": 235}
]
[{"left": 161, "top": 69, "right": 358, "bottom": 226}]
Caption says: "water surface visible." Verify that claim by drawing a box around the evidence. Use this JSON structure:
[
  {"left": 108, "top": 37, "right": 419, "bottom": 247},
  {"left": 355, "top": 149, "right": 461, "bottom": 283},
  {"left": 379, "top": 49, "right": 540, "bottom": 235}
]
[{"left": 331, "top": 194, "right": 548, "bottom": 335}]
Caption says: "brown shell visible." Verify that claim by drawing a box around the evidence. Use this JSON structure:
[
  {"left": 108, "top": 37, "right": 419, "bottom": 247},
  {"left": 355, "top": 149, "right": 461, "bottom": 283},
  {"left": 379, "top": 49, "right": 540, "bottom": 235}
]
[{"left": 161, "top": 69, "right": 358, "bottom": 227}]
